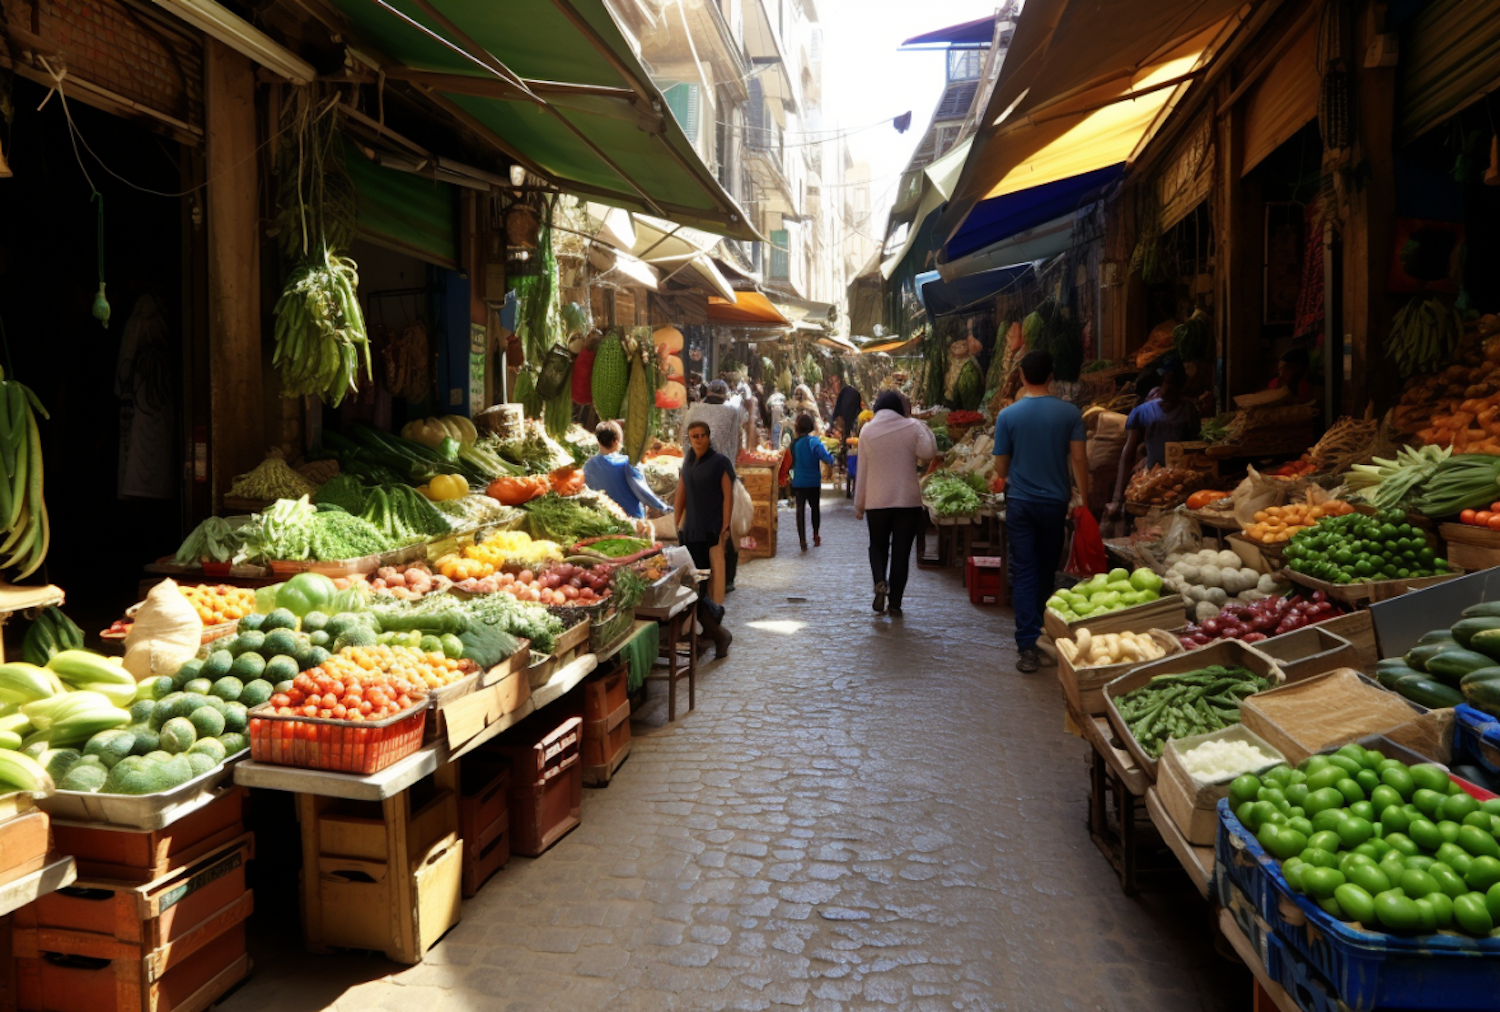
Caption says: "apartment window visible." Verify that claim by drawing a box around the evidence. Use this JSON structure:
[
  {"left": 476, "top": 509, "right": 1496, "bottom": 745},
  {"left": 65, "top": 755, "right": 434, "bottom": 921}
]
[
  {"left": 947, "top": 49, "right": 981, "bottom": 82},
  {"left": 662, "top": 82, "right": 701, "bottom": 140},
  {"left": 934, "top": 123, "right": 962, "bottom": 157},
  {"left": 770, "top": 229, "right": 789, "bottom": 280}
]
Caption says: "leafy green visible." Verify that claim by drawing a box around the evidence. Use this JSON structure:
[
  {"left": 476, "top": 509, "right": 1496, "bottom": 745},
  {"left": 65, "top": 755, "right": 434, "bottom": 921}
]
[
  {"left": 520, "top": 494, "right": 632, "bottom": 543},
  {"left": 923, "top": 473, "right": 981, "bottom": 516}
]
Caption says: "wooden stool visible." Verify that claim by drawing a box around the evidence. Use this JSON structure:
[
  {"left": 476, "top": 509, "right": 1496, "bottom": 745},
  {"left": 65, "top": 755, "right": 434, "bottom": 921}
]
[{"left": 637, "top": 591, "right": 698, "bottom": 723}]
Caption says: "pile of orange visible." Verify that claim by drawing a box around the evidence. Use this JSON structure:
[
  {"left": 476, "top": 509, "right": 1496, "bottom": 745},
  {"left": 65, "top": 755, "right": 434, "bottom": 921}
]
[
  {"left": 178, "top": 584, "right": 255, "bottom": 625},
  {"left": 1244, "top": 500, "right": 1357, "bottom": 544},
  {"left": 1459, "top": 504, "right": 1500, "bottom": 530}
]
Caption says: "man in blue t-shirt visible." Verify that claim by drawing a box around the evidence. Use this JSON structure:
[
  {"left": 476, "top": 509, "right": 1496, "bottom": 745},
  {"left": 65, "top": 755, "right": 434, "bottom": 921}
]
[{"left": 993, "top": 350, "right": 1088, "bottom": 673}]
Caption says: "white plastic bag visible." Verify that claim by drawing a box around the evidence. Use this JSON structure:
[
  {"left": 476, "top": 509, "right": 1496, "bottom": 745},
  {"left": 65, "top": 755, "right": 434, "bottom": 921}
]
[{"left": 730, "top": 478, "right": 753, "bottom": 539}]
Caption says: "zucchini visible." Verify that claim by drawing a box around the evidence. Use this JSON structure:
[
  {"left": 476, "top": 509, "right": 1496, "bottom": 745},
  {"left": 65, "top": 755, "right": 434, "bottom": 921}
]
[
  {"left": 1461, "top": 668, "right": 1500, "bottom": 713},
  {"left": 1469, "top": 628, "right": 1500, "bottom": 661},
  {"left": 1463, "top": 602, "right": 1500, "bottom": 620},
  {"left": 1451, "top": 617, "right": 1500, "bottom": 649},
  {"left": 1407, "top": 642, "right": 1456, "bottom": 672},
  {"left": 1395, "top": 676, "right": 1464, "bottom": 709},
  {"left": 1419, "top": 629, "right": 1462, "bottom": 645},
  {"left": 1427, "top": 648, "right": 1500, "bottom": 681},
  {"left": 1376, "top": 662, "right": 1426, "bottom": 689}
]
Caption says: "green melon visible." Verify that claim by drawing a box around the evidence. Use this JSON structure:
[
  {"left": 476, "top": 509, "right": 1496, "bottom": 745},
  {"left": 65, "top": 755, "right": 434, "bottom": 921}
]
[
  {"left": 159, "top": 718, "right": 197, "bottom": 754},
  {"left": 219, "top": 732, "right": 249, "bottom": 756},
  {"left": 240, "top": 680, "right": 274, "bottom": 708},
  {"left": 183, "top": 678, "right": 212, "bottom": 696},
  {"left": 231, "top": 630, "right": 265, "bottom": 656},
  {"left": 591, "top": 331, "right": 629, "bottom": 419},
  {"left": 265, "top": 655, "right": 300, "bottom": 684},
  {"left": 201, "top": 652, "right": 235, "bottom": 681},
  {"left": 210, "top": 677, "right": 244, "bottom": 702},
  {"left": 262, "top": 608, "right": 298, "bottom": 632},
  {"left": 186, "top": 752, "right": 219, "bottom": 776},
  {"left": 189, "top": 707, "right": 225, "bottom": 739},
  {"left": 261, "top": 629, "right": 300, "bottom": 657},
  {"left": 188, "top": 737, "right": 227, "bottom": 764},
  {"left": 222, "top": 703, "right": 249, "bottom": 734}
]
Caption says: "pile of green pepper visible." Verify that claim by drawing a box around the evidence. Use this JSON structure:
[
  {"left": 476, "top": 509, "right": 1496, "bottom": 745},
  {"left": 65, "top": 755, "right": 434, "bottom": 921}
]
[{"left": 1114, "top": 666, "right": 1276, "bottom": 757}]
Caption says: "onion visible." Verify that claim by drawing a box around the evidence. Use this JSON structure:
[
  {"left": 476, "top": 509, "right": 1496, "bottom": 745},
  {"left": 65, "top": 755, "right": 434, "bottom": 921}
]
[
  {"left": 1203, "top": 618, "right": 1222, "bottom": 634},
  {"left": 1243, "top": 632, "right": 1267, "bottom": 643}
]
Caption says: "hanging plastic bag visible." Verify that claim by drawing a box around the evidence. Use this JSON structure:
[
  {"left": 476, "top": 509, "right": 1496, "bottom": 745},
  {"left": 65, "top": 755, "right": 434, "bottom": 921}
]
[
  {"left": 1065, "top": 507, "right": 1108, "bottom": 578},
  {"left": 730, "top": 478, "right": 754, "bottom": 539},
  {"left": 1231, "top": 465, "right": 1294, "bottom": 529}
]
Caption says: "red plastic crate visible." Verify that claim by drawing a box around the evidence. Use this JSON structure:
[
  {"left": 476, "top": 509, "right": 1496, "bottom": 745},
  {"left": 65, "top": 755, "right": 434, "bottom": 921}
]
[
  {"left": 248, "top": 702, "right": 428, "bottom": 774},
  {"left": 967, "top": 556, "right": 1004, "bottom": 606}
]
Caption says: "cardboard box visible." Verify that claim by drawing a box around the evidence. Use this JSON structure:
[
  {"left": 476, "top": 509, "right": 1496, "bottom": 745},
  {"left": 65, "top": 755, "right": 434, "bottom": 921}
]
[
  {"left": 1158, "top": 726, "right": 1285, "bottom": 845},
  {"left": 1239, "top": 668, "right": 1422, "bottom": 765},
  {"left": 1056, "top": 629, "right": 1182, "bottom": 716}
]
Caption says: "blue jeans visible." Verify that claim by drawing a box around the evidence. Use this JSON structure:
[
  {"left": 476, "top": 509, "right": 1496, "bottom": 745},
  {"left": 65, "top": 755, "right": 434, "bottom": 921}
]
[{"left": 1007, "top": 498, "right": 1068, "bottom": 651}]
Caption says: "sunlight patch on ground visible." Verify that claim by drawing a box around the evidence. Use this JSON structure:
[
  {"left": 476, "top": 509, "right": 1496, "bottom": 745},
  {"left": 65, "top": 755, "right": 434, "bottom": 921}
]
[{"left": 745, "top": 619, "right": 806, "bottom": 635}]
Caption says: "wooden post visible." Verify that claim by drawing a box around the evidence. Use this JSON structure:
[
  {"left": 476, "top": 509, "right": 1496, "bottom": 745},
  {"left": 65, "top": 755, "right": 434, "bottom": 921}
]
[
  {"left": 204, "top": 40, "right": 265, "bottom": 510},
  {"left": 1217, "top": 79, "right": 1263, "bottom": 402}
]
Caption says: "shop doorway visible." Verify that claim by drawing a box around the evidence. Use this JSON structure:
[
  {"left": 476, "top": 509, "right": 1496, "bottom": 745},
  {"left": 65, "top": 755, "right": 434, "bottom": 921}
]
[{"left": 0, "top": 78, "right": 188, "bottom": 624}]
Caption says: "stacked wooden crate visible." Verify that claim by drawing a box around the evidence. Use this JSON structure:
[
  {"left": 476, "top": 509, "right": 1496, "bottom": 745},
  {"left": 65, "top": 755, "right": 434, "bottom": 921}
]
[
  {"left": 11, "top": 790, "right": 251, "bottom": 1012},
  {"left": 737, "top": 465, "right": 778, "bottom": 559},
  {"left": 487, "top": 716, "right": 583, "bottom": 857},
  {"left": 457, "top": 758, "right": 510, "bottom": 898},
  {"left": 581, "top": 666, "right": 631, "bottom": 787}
]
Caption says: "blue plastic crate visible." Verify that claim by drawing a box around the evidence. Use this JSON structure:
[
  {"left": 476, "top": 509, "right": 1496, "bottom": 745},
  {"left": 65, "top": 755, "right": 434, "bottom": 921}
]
[
  {"left": 1216, "top": 799, "right": 1500, "bottom": 1010},
  {"left": 1455, "top": 704, "right": 1500, "bottom": 777}
]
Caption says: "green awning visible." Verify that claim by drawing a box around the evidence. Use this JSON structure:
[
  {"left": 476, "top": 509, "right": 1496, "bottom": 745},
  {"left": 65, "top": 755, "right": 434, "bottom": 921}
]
[
  {"left": 329, "top": 0, "right": 757, "bottom": 241},
  {"left": 345, "top": 145, "right": 459, "bottom": 266}
]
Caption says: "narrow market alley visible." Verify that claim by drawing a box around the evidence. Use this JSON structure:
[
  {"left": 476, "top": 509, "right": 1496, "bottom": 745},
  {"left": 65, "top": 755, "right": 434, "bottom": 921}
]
[{"left": 221, "top": 491, "right": 1248, "bottom": 1012}]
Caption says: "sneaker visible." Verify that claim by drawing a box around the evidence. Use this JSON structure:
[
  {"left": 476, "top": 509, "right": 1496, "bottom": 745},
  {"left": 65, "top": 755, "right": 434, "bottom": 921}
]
[
  {"left": 872, "top": 582, "right": 887, "bottom": 613},
  {"left": 1017, "top": 648, "right": 1041, "bottom": 673}
]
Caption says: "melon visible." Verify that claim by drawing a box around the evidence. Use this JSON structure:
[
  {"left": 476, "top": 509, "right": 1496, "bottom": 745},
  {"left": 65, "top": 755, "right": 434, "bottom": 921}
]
[
  {"left": 656, "top": 380, "right": 687, "bottom": 410},
  {"left": 591, "top": 331, "right": 628, "bottom": 419},
  {"left": 663, "top": 354, "right": 685, "bottom": 378},
  {"left": 654, "top": 326, "right": 684, "bottom": 355}
]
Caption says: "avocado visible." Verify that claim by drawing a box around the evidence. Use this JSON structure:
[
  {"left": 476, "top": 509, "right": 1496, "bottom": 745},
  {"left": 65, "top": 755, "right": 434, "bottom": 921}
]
[
  {"left": 239, "top": 680, "right": 274, "bottom": 708},
  {"left": 82, "top": 729, "right": 136, "bottom": 769},
  {"left": 263, "top": 608, "right": 299, "bottom": 632},
  {"left": 159, "top": 717, "right": 198, "bottom": 754},
  {"left": 189, "top": 706, "right": 225, "bottom": 739}
]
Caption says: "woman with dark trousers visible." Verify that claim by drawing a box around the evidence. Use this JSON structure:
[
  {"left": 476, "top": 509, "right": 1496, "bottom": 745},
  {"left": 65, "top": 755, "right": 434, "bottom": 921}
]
[
  {"left": 789, "top": 412, "right": 836, "bottom": 551},
  {"left": 673, "top": 420, "right": 736, "bottom": 657},
  {"left": 853, "top": 391, "right": 937, "bottom": 615}
]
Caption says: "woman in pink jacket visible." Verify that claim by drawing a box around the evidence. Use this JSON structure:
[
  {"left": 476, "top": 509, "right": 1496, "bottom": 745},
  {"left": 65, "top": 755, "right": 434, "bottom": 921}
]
[{"left": 853, "top": 391, "right": 937, "bottom": 616}]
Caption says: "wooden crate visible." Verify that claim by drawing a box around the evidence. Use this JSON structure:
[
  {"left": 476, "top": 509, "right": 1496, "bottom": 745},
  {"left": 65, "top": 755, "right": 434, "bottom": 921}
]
[
  {"left": 1284, "top": 565, "right": 1466, "bottom": 606},
  {"left": 50, "top": 789, "right": 245, "bottom": 884},
  {"left": 1055, "top": 630, "right": 1182, "bottom": 716},
  {"left": 1157, "top": 726, "right": 1285, "bottom": 846},
  {"left": 1102, "top": 640, "right": 1282, "bottom": 782},
  {"left": 457, "top": 757, "right": 510, "bottom": 898},
  {"left": 1317, "top": 609, "right": 1378, "bottom": 671},
  {"left": 582, "top": 717, "right": 631, "bottom": 787},
  {"left": 438, "top": 663, "right": 531, "bottom": 752},
  {"left": 508, "top": 755, "right": 581, "bottom": 857},
  {"left": 488, "top": 717, "right": 581, "bottom": 787},
  {"left": 583, "top": 667, "right": 628, "bottom": 725},
  {"left": 14, "top": 920, "right": 247, "bottom": 1012},
  {"left": 298, "top": 766, "right": 462, "bottom": 964},
  {"left": 13, "top": 834, "right": 253, "bottom": 983},
  {"left": 1254, "top": 625, "right": 1360, "bottom": 683},
  {"left": 461, "top": 813, "right": 509, "bottom": 898},
  {"left": 1441, "top": 522, "right": 1500, "bottom": 572},
  {"left": 1043, "top": 594, "right": 1186, "bottom": 642},
  {"left": 0, "top": 811, "right": 50, "bottom": 888}
]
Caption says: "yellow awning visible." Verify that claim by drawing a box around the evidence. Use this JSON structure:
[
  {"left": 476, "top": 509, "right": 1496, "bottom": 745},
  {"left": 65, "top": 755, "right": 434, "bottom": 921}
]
[{"left": 937, "top": 0, "right": 1250, "bottom": 244}]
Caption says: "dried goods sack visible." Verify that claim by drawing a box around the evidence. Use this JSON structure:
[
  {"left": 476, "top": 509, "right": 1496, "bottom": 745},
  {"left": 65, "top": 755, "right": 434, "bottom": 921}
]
[{"left": 123, "top": 578, "right": 203, "bottom": 680}]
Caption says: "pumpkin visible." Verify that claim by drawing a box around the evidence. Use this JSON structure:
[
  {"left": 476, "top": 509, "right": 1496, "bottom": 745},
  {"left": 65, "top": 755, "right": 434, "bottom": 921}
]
[
  {"left": 655, "top": 380, "right": 687, "bottom": 410},
  {"left": 1186, "top": 489, "right": 1230, "bottom": 510},
  {"left": 654, "top": 326, "right": 684, "bottom": 355},
  {"left": 662, "top": 354, "right": 685, "bottom": 378}
]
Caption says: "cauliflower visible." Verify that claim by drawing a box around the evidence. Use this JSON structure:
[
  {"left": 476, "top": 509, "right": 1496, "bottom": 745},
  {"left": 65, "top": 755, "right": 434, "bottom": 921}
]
[
  {"left": 1217, "top": 550, "right": 1242, "bottom": 570},
  {"left": 1199, "top": 565, "right": 1222, "bottom": 588}
]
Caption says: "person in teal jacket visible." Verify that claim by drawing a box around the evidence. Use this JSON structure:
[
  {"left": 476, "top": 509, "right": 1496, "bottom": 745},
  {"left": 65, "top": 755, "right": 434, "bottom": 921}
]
[{"left": 789, "top": 412, "right": 836, "bottom": 550}]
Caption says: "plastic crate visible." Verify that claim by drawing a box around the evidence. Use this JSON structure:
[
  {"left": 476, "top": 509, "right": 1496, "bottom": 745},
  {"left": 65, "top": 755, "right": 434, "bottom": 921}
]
[
  {"left": 1216, "top": 799, "right": 1500, "bottom": 1010},
  {"left": 247, "top": 702, "right": 428, "bottom": 774},
  {"left": 1455, "top": 704, "right": 1500, "bottom": 776}
]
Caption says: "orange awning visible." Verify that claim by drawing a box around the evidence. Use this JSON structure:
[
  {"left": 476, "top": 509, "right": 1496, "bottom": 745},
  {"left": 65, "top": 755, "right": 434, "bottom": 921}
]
[
  {"left": 862, "top": 336, "right": 921, "bottom": 355},
  {"left": 706, "top": 292, "right": 790, "bottom": 327}
]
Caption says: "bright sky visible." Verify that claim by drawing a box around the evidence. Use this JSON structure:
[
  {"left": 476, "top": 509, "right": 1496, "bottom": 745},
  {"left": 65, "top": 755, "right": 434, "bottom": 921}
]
[{"left": 817, "top": 0, "right": 1000, "bottom": 241}]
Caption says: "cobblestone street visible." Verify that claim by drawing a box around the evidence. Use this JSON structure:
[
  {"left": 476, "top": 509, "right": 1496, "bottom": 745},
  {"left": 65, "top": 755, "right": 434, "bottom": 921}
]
[{"left": 223, "top": 489, "right": 1248, "bottom": 1012}]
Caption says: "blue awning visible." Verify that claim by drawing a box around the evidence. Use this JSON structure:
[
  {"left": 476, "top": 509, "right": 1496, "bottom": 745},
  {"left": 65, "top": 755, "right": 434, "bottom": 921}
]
[
  {"left": 901, "top": 16, "right": 997, "bottom": 49},
  {"left": 918, "top": 263, "right": 1036, "bottom": 317},
  {"left": 945, "top": 164, "right": 1124, "bottom": 261}
]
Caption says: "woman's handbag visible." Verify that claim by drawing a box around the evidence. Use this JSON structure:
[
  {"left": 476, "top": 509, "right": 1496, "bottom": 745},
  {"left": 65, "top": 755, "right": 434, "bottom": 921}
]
[{"left": 730, "top": 478, "right": 754, "bottom": 539}]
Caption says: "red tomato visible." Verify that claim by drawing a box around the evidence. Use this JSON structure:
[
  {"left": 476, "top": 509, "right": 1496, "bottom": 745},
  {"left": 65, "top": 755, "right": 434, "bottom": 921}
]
[
  {"left": 1462, "top": 509, "right": 1478, "bottom": 524},
  {"left": 1487, "top": 514, "right": 1500, "bottom": 531},
  {"left": 1479, "top": 512, "right": 1494, "bottom": 525}
]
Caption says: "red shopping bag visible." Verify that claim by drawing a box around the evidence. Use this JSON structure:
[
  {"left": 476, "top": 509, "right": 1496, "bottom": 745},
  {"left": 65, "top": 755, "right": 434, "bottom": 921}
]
[
  {"left": 1066, "top": 506, "right": 1108, "bottom": 578},
  {"left": 778, "top": 448, "right": 793, "bottom": 488}
]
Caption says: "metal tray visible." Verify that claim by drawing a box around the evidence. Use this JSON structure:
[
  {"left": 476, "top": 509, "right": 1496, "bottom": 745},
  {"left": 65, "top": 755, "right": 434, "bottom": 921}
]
[{"left": 35, "top": 750, "right": 248, "bottom": 831}]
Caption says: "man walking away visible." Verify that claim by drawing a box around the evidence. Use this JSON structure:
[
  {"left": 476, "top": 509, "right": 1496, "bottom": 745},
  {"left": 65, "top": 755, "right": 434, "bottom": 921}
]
[
  {"left": 993, "top": 351, "right": 1088, "bottom": 673},
  {"left": 685, "top": 380, "right": 749, "bottom": 591},
  {"left": 831, "top": 375, "right": 863, "bottom": 497}
]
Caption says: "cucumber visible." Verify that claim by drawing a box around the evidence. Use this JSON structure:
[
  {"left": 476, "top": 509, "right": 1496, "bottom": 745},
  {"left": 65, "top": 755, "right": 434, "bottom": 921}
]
[
  {"left": 1469, "top": 628, "right": 1500, "bottom": 661},
  {"left": 1452, "top": 617, "right": 1500, "bottom": 649},
  {"left": 1395, "top": 676, "right": 1464, "bottom": 709},
  {"left": 1463, "top": 602, "right": 1500, "bottom": 620},
  {"left": 1407, "top": 642, "right": 1455, "bottom": 672},
  {"left": 1376, "top": 662, "right": 1426, "bottom": 689},
  {"left": 1419, "top": 629, "right": 1462, "bottom": 646},
  {"left": 1461, "top": 668, "right": 1500, "bottom": 714},
  {"left": 1427, "top": 648, "right": 1498, "bottom": 681}
]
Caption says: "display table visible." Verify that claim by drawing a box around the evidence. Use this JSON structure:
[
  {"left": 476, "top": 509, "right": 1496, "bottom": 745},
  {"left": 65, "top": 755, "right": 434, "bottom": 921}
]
[{"left": 638, "top": 589, "right": 699, "bottom": 722}]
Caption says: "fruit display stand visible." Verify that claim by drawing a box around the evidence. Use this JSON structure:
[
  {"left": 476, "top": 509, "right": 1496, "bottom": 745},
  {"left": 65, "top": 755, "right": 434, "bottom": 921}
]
[{"left": 232, "top": 650, "right": 597, "bottom": 964}]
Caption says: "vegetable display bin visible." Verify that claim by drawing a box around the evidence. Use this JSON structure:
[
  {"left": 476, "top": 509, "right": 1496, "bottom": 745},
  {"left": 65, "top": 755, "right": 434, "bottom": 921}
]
[
  {"left": 1216, "top": 798, "right": 1500, "bottom": 1010},
  {"left": 1455, "top": 704, "right": 1500, "bottom": 777},
  {"left": 1044, "top": 593, "right": 1186, "bottom": 642},
  {"left": 1158, "top": 725, "right": 1284, "bottom": 846},
  {"left": 1057, "top": 628, "right": 1182, "bottom": 716},
  {"left": 1238, "top": 668, "right": 1424, "bottom": 765},
  {"left": 1254, "top": 625, "right": 1359, "bottom": 684},
  {"left": 1102, "top": 639, "right": 1282, "bottom": 781},
  {"left": 247, "top": 702, "right": 428, "bottom": 774}
]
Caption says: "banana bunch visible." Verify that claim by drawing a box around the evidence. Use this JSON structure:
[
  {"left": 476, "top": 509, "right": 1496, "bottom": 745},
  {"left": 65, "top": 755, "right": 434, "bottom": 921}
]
[
  {"left": 0, "top": 370, "right": 50, "bottom": 581},
  {"left": 1345, "top": 443, "right": 1453, "bottom": 508},
  {"left": 1388, "top": 294, "right": 1464, "bottom": 378},
  {"left": 273, "top": 247, "right": 371, "bottom": 407},
  {"left": 22, "top": 607, "right": 83, "bottom": 667}
]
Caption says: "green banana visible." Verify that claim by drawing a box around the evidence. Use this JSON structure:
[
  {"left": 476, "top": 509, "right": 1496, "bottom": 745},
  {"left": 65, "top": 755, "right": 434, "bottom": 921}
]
[
  {"left": 48, "top": 650, "right": 136, "bottom": 689},
  {"left": 0, "top": 663, "right": 56, "bottom": 705},
  {"left": 0, "top": 750, "right": 52, "bottom": 793}
]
